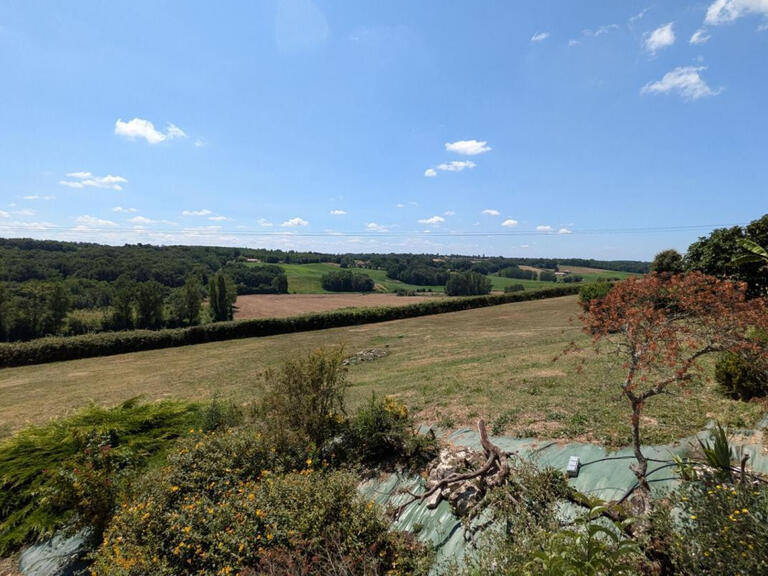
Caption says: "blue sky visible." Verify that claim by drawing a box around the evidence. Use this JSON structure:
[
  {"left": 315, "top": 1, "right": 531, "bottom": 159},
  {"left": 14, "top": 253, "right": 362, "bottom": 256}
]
[{"left": 1, "top": 1, "right": 767, "bottom": 259}]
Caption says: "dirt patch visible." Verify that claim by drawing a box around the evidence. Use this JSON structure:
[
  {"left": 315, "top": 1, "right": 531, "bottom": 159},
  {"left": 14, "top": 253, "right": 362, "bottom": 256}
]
[
  {"left": 233, "top": 293, "right": 444, "bottom": 320},
  {"left": 0, "top": 557, "right": 21, "bottom": 576}
]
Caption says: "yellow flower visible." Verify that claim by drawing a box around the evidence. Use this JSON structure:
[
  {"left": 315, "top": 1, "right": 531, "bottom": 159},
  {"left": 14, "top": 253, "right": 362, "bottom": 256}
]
[
  {"left": 306, "top": 458, "right": 313, "bottom": 467},
  {"left": 690, "top": 514, "right": 697, "bottom": 520},
  {"left": 171, "top": 486, "right": 180, "bottom": 492}
]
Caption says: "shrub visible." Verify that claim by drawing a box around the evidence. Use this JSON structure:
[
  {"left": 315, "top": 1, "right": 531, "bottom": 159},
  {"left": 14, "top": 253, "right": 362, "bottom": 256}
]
[
  {"left": 0, "top": 399, "right": 200, "bottom": 555},
  {"left": 539, "top": 270, "right": 557, "bottom": 282},
  {"left": 321, "top": 269, "right": 375, "bottom": 292},
  {"left": 259, "top": 347, "right": 348, "bottom": 450},
  {"left": 578, "top": 280, "right": 613, "bottom": 310},
  {"left": 445, "top": 271, "right": 492, "bottom": 296},
  {"left": 503, "top": 284, "right": 525, "bottom": 293},
  {"left": 342, "top": 395, "right": 436, "bottom": 466},
  {"left": 90, "top": 432, "right": 431, "bottom": 576},
  {"left": 655, "top": 479, "right": 768, "bottom": 575},
  {"left": 715, "top": 350, "right": 768, "bottom": 400}
]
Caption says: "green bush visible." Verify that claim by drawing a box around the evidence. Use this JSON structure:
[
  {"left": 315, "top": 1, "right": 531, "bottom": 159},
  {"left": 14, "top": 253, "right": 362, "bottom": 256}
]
[
  {"left": 0, "top": 286, "right": 579, "bottom": 367},
  {"left": 343, "top": 395, "right": 437, "bottom": 466},
  {"left": 259, "top": 347, "right": 348, "bottom": 450},
  {"left": 90, "top": 430, "right": 431, "bottom": 576},
  {"left": 0, "top": 399, "right": 200, "bottom": 555},
  {"left": 715, "top": 351, "right": 768, "bottom": 400},
  {"left": 654, "top": 479, "right": 768, "bottom": 575},
  {"left": 578, "top": 280, "right": 613, "bottom": 310},
  {"left": 503, "top": 284, "right": 525, "bottom": 293}
]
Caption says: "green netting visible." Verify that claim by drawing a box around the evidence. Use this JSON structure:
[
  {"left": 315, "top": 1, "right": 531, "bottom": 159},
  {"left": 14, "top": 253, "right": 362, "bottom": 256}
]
[{"left": 359, "top": 423, "right": 768, "bottom": 567}]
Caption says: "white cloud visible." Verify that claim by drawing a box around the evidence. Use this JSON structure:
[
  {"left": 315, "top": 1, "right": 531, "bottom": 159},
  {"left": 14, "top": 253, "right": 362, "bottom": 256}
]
[
  {"left": 13, "top": 209, "right": 36, "bottom": 217},
  {"left": 59, "top": 172, "right": 127, "bottom": 191},
  {"left": 194, "top": 138, "right": 206, "bottom": 148},
  {"left": 569, "top": 39, "right": 581, "bottom": 46},
  {"left": 482, "top": 209, "right": 500, "bottom": 216},
  {"left": 583, "top": 24, "right": 619, "bottom": 37},
  {"left": 690, "top": 28, "right": 712, "bottom": 44},
  {"left": 129, "top": 216, "right": 153, "bottom": 224},
  {"left": 366, "top": 222, "right": 389, "bottom": 232},
  {"left": 642, "top": 66, "right": 722, "bottom": 100},
  {"left": 705, "top": 0, "right": 768, "bottom": 25},
  {"left": 444, "top": 210, "right": 456, "bottom": 216},
  {"left": 113, "top": 206, "right": 137, "bottom": 213},
  {"left": 257, "top": 218, "right": 273, "bottom": 227},
  {"left": 23, "top": 195, "right": 55, "bottom": 201},
  {"left": 531, "top": 32, "right": 550, "bottom": 42},
  {"left": 208, "top": 216, "right": 230, "bottom": 221},
  {"left": 329, "top": 209, "right": 347, "bottom": 215},
  {"left": 645, "top": 22, "right": 676, "bottom": 54},
  {"left": 396, "top": 203, "right": 405, "bottom": 208},
  {"left": 114, "top": 118, "right": 187, "bottom": 144},
  {"left": 558, "top": 228, "right": 573, "bottom": 234},
  {"left": 281, "top": 217, "right": 309, "bottom": 227},
  {"left": 629, "top": 7, "right": 651, "bottom": 25},
  {"left": 437, "top": 160, "right": 476, "bottom": 172},
  {"left": 418, "top": 215, "right": 445, "bottom": 225},
  {"left": 444, "top": 139, "right": 491, "bottom": 155},
  {"left": 0, "top": 210, "right": 10, "bottom": 218},
  {"left": 536, "top": 225, "right": 553, "bottom": 232},
  {"left": 76, "top": 215, "right": 117, "bottom": 227},
  {"left": 760, "top": 21, "right": 768, "bottom": 29},
  {"left": 424, "top": 168, "right": 437, "bottom": 177},
  {"left": 181, "top": 209, "right": 212, "bottom": 216},
  {"left": 501, "top": 219, "right": 518, "bottom": 227}
]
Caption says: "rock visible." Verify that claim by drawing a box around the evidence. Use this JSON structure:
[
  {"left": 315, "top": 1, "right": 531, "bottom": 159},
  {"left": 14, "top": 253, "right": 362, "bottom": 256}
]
[{"left": 342, "top": 348, "right": 389, "bottom": 366}]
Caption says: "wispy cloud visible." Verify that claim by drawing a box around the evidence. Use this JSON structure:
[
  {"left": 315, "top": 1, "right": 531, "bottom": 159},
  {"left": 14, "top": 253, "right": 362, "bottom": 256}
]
[
  {"left": 76, "top": 215, "right": 117, "bottom": 227},
  {"left": 115, "top": 118, "right": 187, "bottom": 144},
  {"left": 418, "top": 215, "right": 445, "bottom": 225},
  {"left": 444, "top": 210, "right": 456, "bottom": 216},
  {"left": 583, "top": 24, "right": 619, "bottom": 37},
  {"left": 257, "top": 218, "right": 273, "bottom": 227},
  {"left": 329, "top": 209, "right": 347, "bottom": 215},
  {"left": 536, "top": 225, "right": 553, "bottom": 232},
  {"left": 444, "top": 139, "right": 491, "bottom": 155},
  {"left": 23, "top": 195, "right": 55, "bottom": 201},
  {"left": 424, "top": 168, "right": 437, "bottom": 177},
  {"left": 642, "top": 66, "right": 722, "bottom": 100},
  {"left": 208, "top": 216, "right": 231, "bottom": 221},
  {"left": 482, "top": 209, "right": 500, "bottom": 216},
  {"left": 59, "top": 172, "right": 127, "bottom": 191},
  {"left": 281, "top": 217, "right": 309, "bottom": 227},
  {"left": 366, "top": 222, "right": 389, "bottom": 232},
  {"left": 501, "top": 219, "right": 518, "bottom": 228},
  {"left": 645, "top": 22, "right": 676, "bottom": 54},
  {"left": 629, "top": 7, "right": 651, "bottom": 26},
  {"left": 690, "top": 28, "right": 712, "bottom": 44},
  {"left": 558, "top": 228, "right": 573, "bottom": 234},
  {"left": 705, "top": 0, "right": 768, "bottom": 25},
  {"left": 182, "top": 209, "right": 212, "bottom": 216},
  {"left": 436, "top": 160, "right": 476, "bottom": 172},
  {"left": 113, "top": 206, "right": 137, "bottom": 213},
  {"left": 531, "top": 32, "right": 550, "bottom": 42}
]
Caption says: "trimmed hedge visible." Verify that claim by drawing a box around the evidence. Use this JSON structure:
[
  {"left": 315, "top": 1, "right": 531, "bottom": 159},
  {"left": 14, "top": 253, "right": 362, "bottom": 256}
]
[{"left": 0, "top": 286, "right": 579, "bottom": 368}]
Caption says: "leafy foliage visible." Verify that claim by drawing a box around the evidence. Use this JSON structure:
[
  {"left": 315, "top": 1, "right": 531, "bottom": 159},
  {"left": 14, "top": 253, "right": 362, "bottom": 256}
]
[
  {"left": 445, "top": 271, "right": 492, "bottom": 296},
  {"left": 321, "top": 269, "right": 375, "bottom": 292},
  {"left": 0, "top": 399, "right": 200, "bottom": 554},
  {"left": 651, "top": 249, "right": 684, "bottom": 274}
]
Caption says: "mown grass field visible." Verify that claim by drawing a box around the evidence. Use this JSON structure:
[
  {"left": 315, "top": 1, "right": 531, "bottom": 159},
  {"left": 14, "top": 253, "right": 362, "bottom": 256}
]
[{"left": 1, "top": 295, "right": 760, "bottom": 446}]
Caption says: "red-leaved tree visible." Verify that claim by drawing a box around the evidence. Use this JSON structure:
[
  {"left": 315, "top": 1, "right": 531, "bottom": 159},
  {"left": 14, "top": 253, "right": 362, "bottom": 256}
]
[{"left": 582, "top": 272, "right": 768, "bottom": 491}]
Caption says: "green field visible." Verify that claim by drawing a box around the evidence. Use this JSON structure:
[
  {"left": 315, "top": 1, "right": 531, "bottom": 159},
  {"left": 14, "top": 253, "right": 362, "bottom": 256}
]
[
  {"left": 1, "top": 295, "right": 757, "bottom": 446},
  {"left": 265, "top": 262, "right": 629, "bottom": 294},
  {"left": 274, "top": 263, "right": 446, "bottom": 293}
]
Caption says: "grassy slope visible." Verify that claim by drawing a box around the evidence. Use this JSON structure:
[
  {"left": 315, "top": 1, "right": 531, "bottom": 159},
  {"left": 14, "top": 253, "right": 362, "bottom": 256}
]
[{"left": 1, "top": 295, "right": 759, "bottom": 446}]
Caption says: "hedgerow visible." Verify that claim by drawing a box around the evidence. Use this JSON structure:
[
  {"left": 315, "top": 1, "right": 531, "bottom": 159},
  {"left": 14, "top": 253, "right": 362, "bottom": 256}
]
[{"left": 0, "top": 285, "right": 579, "bottom": 367}]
